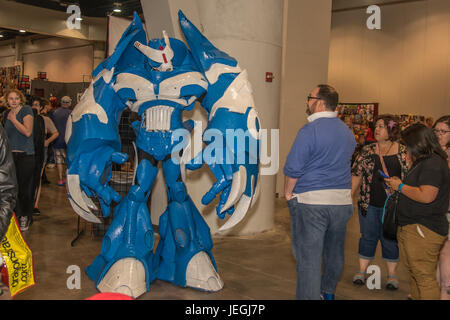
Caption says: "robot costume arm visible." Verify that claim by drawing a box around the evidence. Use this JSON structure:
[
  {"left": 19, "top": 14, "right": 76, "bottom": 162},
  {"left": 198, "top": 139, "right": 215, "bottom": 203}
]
[
  {"left": 66, "top": 13, "right": 147, "bottom": 222},
  {"left": 179, "top": 11, "right": 261, "bottom": 232}
]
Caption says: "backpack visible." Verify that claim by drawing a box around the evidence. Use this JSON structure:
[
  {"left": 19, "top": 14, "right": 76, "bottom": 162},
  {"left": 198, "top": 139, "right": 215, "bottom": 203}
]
[{"left": 2, "top": 108, "right": 46, "bottom": 157}]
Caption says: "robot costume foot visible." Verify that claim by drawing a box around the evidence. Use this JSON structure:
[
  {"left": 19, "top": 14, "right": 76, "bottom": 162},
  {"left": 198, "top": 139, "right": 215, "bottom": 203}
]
[
  {"left": 97, "top": 258, "right": 146, "bottom": 298},
  {"left": 186, "top": 251, "right": 224, "bottom": 292}
]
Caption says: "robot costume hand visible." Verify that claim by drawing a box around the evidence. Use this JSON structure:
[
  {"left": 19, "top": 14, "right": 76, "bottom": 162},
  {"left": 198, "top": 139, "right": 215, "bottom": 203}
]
[{"left": 67, "top": 146, "right": 129, "bottom": 221}]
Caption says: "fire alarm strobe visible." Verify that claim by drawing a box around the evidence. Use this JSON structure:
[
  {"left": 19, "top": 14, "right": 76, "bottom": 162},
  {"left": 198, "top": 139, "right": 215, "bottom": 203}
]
[{"left": 265, "top": 72, "right": 274, "bottom": 82}]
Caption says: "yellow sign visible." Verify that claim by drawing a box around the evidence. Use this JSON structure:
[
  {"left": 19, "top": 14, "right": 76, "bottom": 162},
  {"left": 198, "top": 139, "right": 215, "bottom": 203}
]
[{"left": 0, "top": 214, "right": 35, "bottom": 298}]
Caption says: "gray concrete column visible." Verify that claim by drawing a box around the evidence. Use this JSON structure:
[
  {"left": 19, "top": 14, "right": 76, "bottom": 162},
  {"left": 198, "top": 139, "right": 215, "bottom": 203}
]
[
  {"left": 276, "top": 0, "right": 332, "bottom": 195},
  {"left": 141, "top": 0, "right": 283, "bottom": 235}
]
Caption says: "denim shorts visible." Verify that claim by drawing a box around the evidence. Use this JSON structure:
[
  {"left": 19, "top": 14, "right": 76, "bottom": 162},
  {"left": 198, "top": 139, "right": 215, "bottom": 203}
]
[{"left": 358, "top": 205, "right": 399, "bottom": 262}]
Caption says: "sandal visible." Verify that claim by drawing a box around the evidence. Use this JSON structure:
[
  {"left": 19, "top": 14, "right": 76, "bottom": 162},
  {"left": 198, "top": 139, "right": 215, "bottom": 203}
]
[
  {"left": 386, "top": 274, "right": 399, "bottom": 290},
  {"left": 352, "top": 271, "right": 366, "bottom": 285}
]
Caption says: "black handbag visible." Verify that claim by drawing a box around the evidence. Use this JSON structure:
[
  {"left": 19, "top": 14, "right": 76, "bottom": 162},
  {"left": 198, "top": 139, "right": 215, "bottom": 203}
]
[
  {"left": 377, "top": 143, "right": 400, "bottom": 241},
  {"left": 380, "top": 158, "right": 420, "bottom": 241},
  {"left": 382, "top": 191, "right": 399, "bottom": 240}
]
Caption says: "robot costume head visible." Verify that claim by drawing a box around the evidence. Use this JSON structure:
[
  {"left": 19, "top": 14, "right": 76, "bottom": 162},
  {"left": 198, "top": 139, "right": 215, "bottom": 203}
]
[{"left": 134, "top": 31, "right": 187, "bottom": 72}]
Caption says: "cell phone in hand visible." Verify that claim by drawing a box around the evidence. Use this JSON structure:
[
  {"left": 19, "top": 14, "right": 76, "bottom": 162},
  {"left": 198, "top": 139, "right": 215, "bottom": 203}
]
[{"left": 378, "top": 170, "right": 389, "bottom": 179}]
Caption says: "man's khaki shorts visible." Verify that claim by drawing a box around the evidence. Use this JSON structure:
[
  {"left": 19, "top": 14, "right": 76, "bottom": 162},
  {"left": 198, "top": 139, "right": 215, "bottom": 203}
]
[{"left": 54, "top": 148, "right": 66, "bottom": 165}]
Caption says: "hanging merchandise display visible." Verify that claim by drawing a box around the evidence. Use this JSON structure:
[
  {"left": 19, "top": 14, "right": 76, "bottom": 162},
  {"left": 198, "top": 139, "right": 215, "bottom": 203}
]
[
  {"left": 398, "top": 114, "right": 426, "bottom": 131},
  {"left": 0, "top": 214, "right": 35, "bottom": 298},
  {"left": 65, "top": 11, "right": 261, "bottom": 299},
  {"left": 337, "top": 103, "right": 378, "bottom": 144},
  {"left": 0, "top": 66, "right": 21, "bottom": 96}
]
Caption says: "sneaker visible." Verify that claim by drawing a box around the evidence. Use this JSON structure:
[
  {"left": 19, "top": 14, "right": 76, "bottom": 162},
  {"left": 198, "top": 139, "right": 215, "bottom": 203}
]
[
  {"left": 19, "top": 216, "right": 30, "bottom": 232},
  {"left": 320, "top": 291, "right": 335, "bottom": 300},
  {"left": 33, "top": 207, "right": 40, "bottom": 216},
  {"left": 352, "top": 271, "right": 367, "bottom": 285},
  {"left": 57, "top": 180, "right": 64, "bottom": 186},
  {"left": 386, "top": 275, "right": 399, "bottom": 290}
]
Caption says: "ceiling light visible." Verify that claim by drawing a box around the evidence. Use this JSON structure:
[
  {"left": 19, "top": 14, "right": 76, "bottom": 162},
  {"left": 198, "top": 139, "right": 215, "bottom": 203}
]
[
  {"left": 76, "top": 17, "right": 83, "bottom": 21},
  {"left": 0, "top": 35, "right": 3, "bottom": 38},
  {"left": 113, "top": 2, "right": 122, "bottom": 13},
  {"left": 19, "top": 29, "right": 26, "bottom": 33}
]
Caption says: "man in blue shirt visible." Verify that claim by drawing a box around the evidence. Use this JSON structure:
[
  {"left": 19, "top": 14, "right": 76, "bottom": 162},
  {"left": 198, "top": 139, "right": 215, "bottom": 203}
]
[
  {"left": 52, "top": 96, "right": 72, "bottom": 186},
  {"left": 284, "top": 84, "right": 356, "bottom": 300}
]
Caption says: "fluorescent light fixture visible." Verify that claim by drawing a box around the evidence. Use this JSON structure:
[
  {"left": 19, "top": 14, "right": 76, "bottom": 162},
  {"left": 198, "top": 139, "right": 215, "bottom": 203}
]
[
  {"left": 113, "top": 2, "right": 122, "bottom": 13},
  {"left": 19, "top": 29, "right": 26, "bottom": 33}
]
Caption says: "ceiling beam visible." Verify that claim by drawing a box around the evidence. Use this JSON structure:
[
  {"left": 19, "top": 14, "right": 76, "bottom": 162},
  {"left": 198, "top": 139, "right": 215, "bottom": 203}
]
[{"left": 0, "top": 0, "right": 107, "bottom": 42}]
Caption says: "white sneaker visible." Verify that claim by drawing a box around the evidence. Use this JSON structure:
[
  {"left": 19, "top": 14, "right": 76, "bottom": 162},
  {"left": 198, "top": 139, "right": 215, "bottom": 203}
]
[{"left": 19, "top": 216, "right": 30, "bottom": 232}]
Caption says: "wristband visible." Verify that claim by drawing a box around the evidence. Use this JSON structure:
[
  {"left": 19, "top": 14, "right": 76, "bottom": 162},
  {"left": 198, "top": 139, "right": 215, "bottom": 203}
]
[{"left": 398, "top": 183, "right": 405, "bottom": 193}]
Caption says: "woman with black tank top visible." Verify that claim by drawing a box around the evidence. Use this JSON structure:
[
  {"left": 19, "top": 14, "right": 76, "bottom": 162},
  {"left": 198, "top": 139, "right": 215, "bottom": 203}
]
[{"left": 351, "top": 114, "right": 409, "bottom": 290}]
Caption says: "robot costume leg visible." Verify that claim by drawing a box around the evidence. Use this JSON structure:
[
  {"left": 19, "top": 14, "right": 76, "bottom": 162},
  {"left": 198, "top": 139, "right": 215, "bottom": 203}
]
[
  {"left": 155, "top": 157, "right": 223, "bottom": 291},
  {"left": 86, "top": 158, "right": 158, "bottom": 298}
]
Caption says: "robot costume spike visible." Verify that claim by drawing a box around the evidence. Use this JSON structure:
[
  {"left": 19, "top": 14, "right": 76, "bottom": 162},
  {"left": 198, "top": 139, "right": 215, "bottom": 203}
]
[{"left": 65, "top": 11, "right": 261, "bottom": 298}]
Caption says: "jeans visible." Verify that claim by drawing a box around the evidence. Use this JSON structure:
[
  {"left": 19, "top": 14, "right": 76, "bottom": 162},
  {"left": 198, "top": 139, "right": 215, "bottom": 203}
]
[
  {"left": 287, "top": 198, "right": 353, "bottom": 300},
  {"left": 358, "top": 205, "right": 399, "bottom": 262}
]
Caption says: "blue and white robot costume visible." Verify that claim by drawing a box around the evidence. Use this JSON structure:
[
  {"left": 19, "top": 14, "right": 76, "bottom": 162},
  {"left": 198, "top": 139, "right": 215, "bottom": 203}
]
[{"left": 65, "top": 11, "right": 260, "bottom": 298}]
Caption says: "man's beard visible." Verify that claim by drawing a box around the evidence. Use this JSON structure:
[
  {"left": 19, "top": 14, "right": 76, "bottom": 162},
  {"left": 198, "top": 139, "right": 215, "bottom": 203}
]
[
  {"left": 305, "top": 105, "right": 312, "bottom": 116},
  {"left": 305, "top": 101, "right": 317, "bottom": 116}
]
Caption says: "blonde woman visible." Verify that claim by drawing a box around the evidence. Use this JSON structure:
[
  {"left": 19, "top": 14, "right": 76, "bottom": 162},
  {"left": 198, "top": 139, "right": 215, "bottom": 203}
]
[{"left": 3, "top": 89, "right": 34, "bottom": 231}]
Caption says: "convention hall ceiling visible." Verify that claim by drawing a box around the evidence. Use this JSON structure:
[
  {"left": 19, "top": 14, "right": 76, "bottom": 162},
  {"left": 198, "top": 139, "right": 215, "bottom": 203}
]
[
  {"left": 7, "top": 0, "right": 143, "bottom": 17},
  {"left": 0, "top": 0, "right": 143, "bottom": 41}
]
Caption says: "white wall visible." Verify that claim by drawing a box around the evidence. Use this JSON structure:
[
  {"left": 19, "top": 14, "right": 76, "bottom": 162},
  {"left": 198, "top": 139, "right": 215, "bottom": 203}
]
[
  {"left": 0, "top": 37, "right": 94, "bottom": 82},
  {"left": 328, "top": 0, "right": 450, "bottom": 120},
  {"left": 0, "top": 43, "right": 16, "bottom": 67},
  {"left": 23, "top": 37, "right": 93, "bottom": 82}
]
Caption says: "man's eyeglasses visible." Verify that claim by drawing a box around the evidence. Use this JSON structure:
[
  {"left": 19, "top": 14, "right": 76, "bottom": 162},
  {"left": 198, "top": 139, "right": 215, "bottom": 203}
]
[
  {"left": 433, "top": 129, "right": 450, "bottom": 135},
  {"left": 307, "top": 96, "right": 322, "bottom": 102}
]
